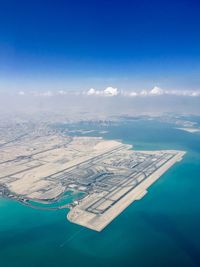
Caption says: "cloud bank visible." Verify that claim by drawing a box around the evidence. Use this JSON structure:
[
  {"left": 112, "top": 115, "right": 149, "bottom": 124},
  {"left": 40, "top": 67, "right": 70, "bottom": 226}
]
[
  {"left": 122, "top": 86, "right": 200, "bottom": 97},
  {"left": 87, "top": 86, "right": 119, "bottom": 96},
  {"left": 15, "top": 86, "right": 200, "bottom": 98}
]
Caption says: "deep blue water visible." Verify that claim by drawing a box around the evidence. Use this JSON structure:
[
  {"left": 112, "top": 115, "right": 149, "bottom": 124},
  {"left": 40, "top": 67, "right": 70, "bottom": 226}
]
[{"left": 1, "top": 120, "right": 200, "bottom": 267}]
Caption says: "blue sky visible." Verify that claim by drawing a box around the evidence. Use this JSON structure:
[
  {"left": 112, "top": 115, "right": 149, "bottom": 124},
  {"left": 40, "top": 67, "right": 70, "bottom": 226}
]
[{"left": 0, "top": 0, "right": 200, "bottom": 91}]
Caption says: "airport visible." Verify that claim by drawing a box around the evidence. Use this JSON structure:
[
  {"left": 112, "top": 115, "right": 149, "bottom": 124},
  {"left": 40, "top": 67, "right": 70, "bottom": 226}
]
[{"left": 0, "top": 124, "right": 185, "bottom": 231}]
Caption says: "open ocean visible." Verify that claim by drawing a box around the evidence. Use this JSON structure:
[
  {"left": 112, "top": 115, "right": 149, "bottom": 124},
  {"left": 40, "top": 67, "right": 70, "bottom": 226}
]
[{"left": 1, "top": 120, "right": 200, "bottom": 267}]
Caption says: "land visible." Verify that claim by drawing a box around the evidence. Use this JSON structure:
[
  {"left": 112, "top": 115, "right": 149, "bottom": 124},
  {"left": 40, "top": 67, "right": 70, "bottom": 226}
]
[{"left": 0, "top": 122, "right": 185, "bottom": 231}]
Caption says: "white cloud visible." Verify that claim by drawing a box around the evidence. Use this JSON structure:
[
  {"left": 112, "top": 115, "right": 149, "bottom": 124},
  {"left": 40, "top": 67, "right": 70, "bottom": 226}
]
[
  {"left": 104, "top": 86, "right": 119, "bottom": 96},
  {"left": 86, "top": 86, "right": 119, "bottom": 97},
  {"left": 149, "top": 86, "right": 164, "bottom": 95},
  {"left": 87, "top": 88, "right": 96, "bottom": 95},
  {"left": 121, "top": 86, "right": 200, "bottom": 98}
]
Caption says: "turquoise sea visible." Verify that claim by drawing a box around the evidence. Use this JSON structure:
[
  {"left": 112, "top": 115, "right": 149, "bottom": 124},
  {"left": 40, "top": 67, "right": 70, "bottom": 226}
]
[{"left": 1, "top": 119, "right": 200, "bottom": 267}]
